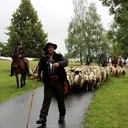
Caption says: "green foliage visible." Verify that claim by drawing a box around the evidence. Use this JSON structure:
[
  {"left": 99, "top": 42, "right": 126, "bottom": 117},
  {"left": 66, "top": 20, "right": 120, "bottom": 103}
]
[
  {"left": 100, "top": 0, "right": 128, "bottom": 57},
  {"left": 65, "top": 1, "right": 110, "bottom": 64},
  {"left": 5, "top": 0, "right": 48, "bottom": 57},
  {"left": 99, "top": 0, "right": 127, "bottom": 16},
  {"left": 0, "top": 42, "right": 4, "bottom": 55}
]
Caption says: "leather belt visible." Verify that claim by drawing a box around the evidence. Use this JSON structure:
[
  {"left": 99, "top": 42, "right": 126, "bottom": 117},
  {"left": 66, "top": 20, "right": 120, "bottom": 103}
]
[{"left": 49, "top": 75, "right": 59, "bottom": 82}]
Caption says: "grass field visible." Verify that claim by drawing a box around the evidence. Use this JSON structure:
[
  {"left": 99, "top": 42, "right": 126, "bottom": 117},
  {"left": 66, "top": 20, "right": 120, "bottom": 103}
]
[
  {"left": 84, "top": 72, "right": 128, "bottom": 128},
  {"left": 0, "top": 60, "right": 42, "bottom": 102},
  {"left": 0, "top": 60, "right": 80, "bottom": 102},
  {"left": 0, "top": 60, "right": 128, "bottom": 127}
]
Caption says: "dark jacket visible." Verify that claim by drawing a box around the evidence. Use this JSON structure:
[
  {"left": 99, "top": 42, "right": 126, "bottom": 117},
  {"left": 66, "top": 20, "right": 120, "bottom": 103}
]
[
  {"left": 38, "top": 52, "right": 68, "bottom": 83},
  {"left": 86, "top": 55, "right": 92, "bottom": 65},
  {"left": 12, "top": 47, "right": 26, "bottom": 58}
]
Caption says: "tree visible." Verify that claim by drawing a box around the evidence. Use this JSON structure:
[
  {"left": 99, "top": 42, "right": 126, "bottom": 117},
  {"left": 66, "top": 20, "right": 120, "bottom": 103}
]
[
  {"left": 65, "top": 1, "right": 107, "bottom": 64},
  {"left": 6, "top": 0, "right": 47, "bottom": 57},
  {"left": 0, "top": 42, "right": 3, "bottom": 56},
  {"left": 100, "top": 0, "right": 128, "bottom": 57},
  {"left": 65, "top": 0, "right": 87, "bottom": 65},
  {"left": 0, "top": 43, "right": 8, "bottom": 57},
  {"left": 107, "top": 22, "right": 122, "bottom": 56}
]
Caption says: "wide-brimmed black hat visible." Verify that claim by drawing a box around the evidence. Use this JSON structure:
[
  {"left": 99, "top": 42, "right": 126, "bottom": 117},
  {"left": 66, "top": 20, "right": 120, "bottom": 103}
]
[
  {"left": 17, "top": 41, "right": 23, "bottom": 46},
  {"left": 43, "top": 42, "right": 57, "bottom": 51}
]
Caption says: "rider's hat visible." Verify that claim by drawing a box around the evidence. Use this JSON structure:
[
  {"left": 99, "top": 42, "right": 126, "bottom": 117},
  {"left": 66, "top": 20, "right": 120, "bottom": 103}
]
[
  {"left": 43, "top": 42, "right": 57, "bottom": 51},
  {"left": 17, "top": 41, "right": 23, "bottom": 46}
]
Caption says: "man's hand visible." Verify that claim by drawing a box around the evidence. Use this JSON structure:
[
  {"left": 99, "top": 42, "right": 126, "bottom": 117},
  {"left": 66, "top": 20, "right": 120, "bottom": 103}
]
[
  {"left": 33, "top": 73, "right": 39, "bottom": 78},
  {"left": 52, "top": 63, "right": 59, "bottom": 67},
  {"left": 19, "top": 55, "right": 22, "bottom": 57}
]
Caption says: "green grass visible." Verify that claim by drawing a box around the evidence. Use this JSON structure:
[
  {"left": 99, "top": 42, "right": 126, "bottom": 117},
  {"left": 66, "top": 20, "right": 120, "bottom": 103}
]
[
  {"left": 0, "top": 60, "right": 81, "bottom": 102},
  {"left": 1, "top": 60, "right": 128, "bottom": 127},
  {"left": 84, "top": 73, "right": 128, "bottom": 128},
  {"left": 0, "top": 60, "right": 42, "bottom": 102}
]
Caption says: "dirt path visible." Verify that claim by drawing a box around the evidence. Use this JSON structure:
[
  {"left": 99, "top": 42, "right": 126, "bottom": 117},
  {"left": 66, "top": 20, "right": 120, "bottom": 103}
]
[{"left": 0, "top": 86, "right": 94, "bottom": 128}]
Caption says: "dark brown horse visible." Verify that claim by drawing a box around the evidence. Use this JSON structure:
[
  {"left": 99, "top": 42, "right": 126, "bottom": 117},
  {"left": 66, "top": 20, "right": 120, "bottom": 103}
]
[{"left": 12, "top": 55, "right": 27, "bottom": 88}]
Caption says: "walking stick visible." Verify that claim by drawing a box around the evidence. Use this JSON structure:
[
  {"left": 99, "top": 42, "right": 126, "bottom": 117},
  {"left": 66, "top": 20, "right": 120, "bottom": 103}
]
[{"left": 26, "top": 78, "right": 37, "bottom": 128}]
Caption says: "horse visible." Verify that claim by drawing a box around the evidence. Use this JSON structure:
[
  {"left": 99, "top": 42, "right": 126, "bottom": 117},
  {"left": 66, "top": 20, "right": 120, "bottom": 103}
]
[{"left": 12, "top": 55, "right": 27, "bottom": 88}]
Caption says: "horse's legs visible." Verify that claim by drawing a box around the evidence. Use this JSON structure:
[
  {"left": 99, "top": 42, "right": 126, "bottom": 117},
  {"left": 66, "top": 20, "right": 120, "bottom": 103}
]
[
  {"left": 20, "top": 76, "right": 23, "bottom": 87},
  {"left": 15, "top": 75, "right": 19, "bottom": 88},
  {"left": 21, "top": 75, "right": 26, "bottom": 87},
  {"left": 23, "top": 75, "right": 26, "bottom": 86}
]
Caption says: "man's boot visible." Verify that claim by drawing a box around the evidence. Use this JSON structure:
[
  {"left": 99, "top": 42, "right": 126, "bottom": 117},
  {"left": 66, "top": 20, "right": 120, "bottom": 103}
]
[
  {"left": 58, "top": 116, "right": 65, "bottom": 123},
  {"left": 36, "top": 118, "right": 46, "bottom": 126}
]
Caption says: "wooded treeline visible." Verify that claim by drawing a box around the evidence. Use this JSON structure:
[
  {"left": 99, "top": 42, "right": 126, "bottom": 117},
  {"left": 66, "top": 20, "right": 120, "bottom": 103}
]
[{"left": 0, "top": 0, "right": 128, "bottom": 61}]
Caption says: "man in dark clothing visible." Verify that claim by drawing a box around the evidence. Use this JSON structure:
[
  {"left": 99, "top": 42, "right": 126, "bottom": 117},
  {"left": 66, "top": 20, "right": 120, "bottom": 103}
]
[
  {"left": 9, "top": 41, "right": 30, "bottom": 76},
  {"left": 86, "top": 54, "right": 92, "bottom": 66},
  {"left": 35, "top": 42, "right": 68, "bottom": 126},
  {"left": 99, "top": 53, "right": 107, "bottom": 67}
]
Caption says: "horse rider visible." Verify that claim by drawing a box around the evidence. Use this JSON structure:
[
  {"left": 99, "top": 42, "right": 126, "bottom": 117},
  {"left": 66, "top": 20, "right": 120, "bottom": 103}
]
[
  {"left": 34, "top": 42, "right": 68, "bottom": 126},
  {"left": 9, "top": 41, "right": 30, "bottom": 76}
]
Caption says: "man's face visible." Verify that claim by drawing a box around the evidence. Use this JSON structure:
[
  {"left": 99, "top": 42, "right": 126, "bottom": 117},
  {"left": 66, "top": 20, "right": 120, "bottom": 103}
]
[
  {"left": 47, "top": 45, "right": 55, "bottom": 54},
  {"left": 18, "top": 43, "right": 23, "bottom": 48}
]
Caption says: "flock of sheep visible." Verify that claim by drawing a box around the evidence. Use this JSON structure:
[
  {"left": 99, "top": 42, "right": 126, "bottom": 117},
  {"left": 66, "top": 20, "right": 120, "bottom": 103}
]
[
  {"left": 31, "top": 64, "right": 126, "bottom": 93},
  {"left": 65, "top": 65, "right": 126, "bottom": 92}
]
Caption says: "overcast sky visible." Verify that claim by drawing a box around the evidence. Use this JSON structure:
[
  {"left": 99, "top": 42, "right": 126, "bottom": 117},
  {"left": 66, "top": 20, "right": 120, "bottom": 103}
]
[{"left": 0, "top": 0, "right": 113, "bottom": 54}]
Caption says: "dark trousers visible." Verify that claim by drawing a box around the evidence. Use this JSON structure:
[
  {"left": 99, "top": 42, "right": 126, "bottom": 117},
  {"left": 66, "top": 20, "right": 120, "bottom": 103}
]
[
  {"left": 39, "top": 81, "right": 66, "bottom": 119},
  {"left": 10, "top": 62, "right": 14, "bottom": 75}
]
